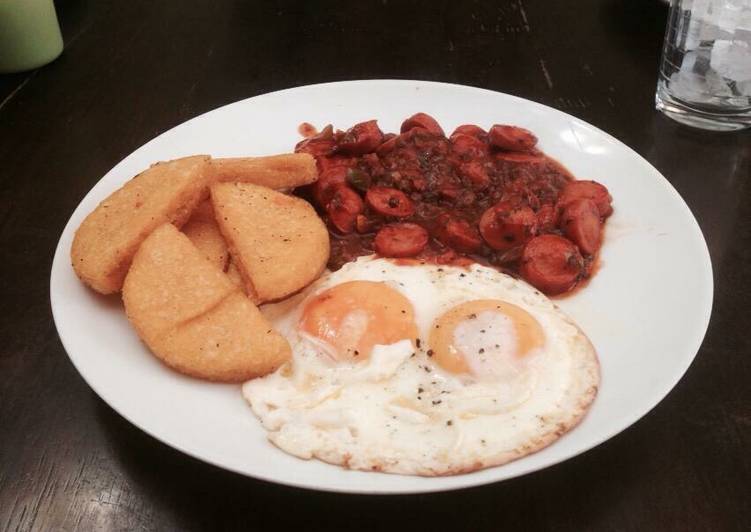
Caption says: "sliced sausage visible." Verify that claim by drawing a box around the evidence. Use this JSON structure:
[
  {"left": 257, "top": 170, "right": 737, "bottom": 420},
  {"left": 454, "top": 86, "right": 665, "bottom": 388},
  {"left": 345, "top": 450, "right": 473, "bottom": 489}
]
[
  {"left": 295, "top": 137, "right": 335, "bottom": 158},
  {"left": 295, "top": 124, "right": 335, "bottom": 157},
  {"left": 376, "top": 134, "right": 399, "bottom": 156},
  {"left": 560, "top": 198, "right": 602, "bottom": 255},
  {"left": 494, "top": 151, "right": 545, "bottom": 164},
  {"left": 312, "top": 164, "right": 352, "bottom": 206},
  {"left": 399, "top": 126, "right": 432, "bottom": 143},
  {"left": 450, "top": 124, "right": 486, "bottom": 140},
  {"left": 400, "top": 113, "right": 445, "bottom": 136},
  {"left": 337, "top": 120, "right": 383, "bottom": 155},
  {"left": 520, "top": 234, "right": 584, "bottom": 295},
  {"left": 479, "top": 201, "right": 538, "bottom": 251},
  {"left": 458, "top": 161, "right": 490, "bottom": 190},
  {"left": 374, "top": 223, "right": 429, "bottom": 257},
  {"left": 365, "top": 187, "right": 415, "bottom": 217},
  {"left": 489, "top": 125, "right": 538, "bottom": 152},
  {"left": 317, "top": 155, "right": 354, "bottom": 173},
  {"left": 326, "top": 186, "right": 363, "bottom": 234},
  {"left": 557, "top": 180, "right": 613, "bottom": 218},
  {"left": 439, "top": 185, "right": 461, "bottom": 200},
  {"left": 536, "top": 203, "right": 559, "bottom": 233},
  {"left": 400, "top": 127, "right": 449, "bottom": 155},
  {"left": 450, "top": 133, "right": 489, "bottom": 158},
  {"left": 440, "top": 217, "right": 483, "bottom": 254}
]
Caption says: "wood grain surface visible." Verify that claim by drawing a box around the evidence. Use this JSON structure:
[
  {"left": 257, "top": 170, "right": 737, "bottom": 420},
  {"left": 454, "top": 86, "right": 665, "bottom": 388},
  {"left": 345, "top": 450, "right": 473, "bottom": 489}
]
[{"left": 1, "top": 0, "right": 749, "bottom": 530}]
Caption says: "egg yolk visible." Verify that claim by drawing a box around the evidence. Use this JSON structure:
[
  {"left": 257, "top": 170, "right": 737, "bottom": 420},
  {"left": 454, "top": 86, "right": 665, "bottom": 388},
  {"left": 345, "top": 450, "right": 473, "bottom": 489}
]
[
  {"left": 429, "top": 299, "right": 545, "bottom": 376},
  {"left": 299, "top": 281, "right": 418, "bottom": 361}
]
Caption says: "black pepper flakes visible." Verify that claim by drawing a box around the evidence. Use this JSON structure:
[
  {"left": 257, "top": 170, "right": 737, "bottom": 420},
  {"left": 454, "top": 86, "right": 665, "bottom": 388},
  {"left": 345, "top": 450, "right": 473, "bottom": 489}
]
[
  {"left": 426, "top": 349, "right": 434, "bottom": 357},
  {"left": 468, "top": 313, "right": 477, "bottom": 319},
  {"left": 446, "top": 420, "right": 453, "bottom": 426},
  {"left": 432, "top": 400, "right": 442, "bottom": 405},
  {"left": 415, "top": 338, "right": 421, "bottom": 348},
  {"left": 479, "top": 348, "right": 485, "bottom": 354}
]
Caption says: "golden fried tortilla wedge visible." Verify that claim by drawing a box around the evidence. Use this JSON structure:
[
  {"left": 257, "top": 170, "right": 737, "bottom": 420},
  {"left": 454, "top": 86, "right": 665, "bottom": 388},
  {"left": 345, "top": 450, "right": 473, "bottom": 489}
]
[
  {"left": 71, "top": 155, "right": 212, "bottom": 294},
  {"left": 211, "top": 182, "right": 330, "bottom": 303},
  {"left": 210, "top": 153, "right": 317, "bottom": 190},
  {"left": 160, "top": 292, "right": 291, "bottom": 382},
  {"left": 122, "top": 223, "right": 290, "bottom": 382},
  {"left": 182, "top": 200, "right": 230, "bottom": 271},
  {"left": 123, "top": 223, "right": 236, "bottom": 340}
]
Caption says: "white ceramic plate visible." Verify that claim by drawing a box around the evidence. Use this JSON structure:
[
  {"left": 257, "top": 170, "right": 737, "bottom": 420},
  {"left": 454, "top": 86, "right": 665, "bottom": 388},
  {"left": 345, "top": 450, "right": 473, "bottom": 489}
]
[{"left": 50, "top": 80, "right": 713, "bottom": 494}]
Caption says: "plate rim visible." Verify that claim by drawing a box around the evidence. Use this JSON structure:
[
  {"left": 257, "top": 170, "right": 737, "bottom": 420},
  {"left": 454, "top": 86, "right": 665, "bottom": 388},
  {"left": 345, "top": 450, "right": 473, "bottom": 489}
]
[{"left": 50, "top": 79, "right": 714, "bottom": 494}]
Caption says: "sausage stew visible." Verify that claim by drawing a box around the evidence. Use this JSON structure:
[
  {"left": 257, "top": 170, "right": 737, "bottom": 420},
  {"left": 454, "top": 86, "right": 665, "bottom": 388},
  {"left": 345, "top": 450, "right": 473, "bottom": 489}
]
[{"left": 294, "top": 113, "right": 613, "bottom": 296}]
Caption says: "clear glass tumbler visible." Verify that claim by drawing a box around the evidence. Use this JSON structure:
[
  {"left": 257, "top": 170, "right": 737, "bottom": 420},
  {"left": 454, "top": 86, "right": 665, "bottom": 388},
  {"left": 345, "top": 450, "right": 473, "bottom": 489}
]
[{"left": 656, "top": 0, "right": 751, "bottom": 131}]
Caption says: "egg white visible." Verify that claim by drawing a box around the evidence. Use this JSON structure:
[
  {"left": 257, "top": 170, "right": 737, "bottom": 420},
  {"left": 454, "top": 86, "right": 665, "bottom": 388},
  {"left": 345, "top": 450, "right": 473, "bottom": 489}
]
[{"left": 243, "top": 256, "right": 600, "bottom": 476}]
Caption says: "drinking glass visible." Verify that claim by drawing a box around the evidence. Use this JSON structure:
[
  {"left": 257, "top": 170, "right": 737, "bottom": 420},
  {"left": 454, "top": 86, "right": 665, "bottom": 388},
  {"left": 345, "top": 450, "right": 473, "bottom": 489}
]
[{"left": 655, "top": 0, "right": 751, "bottom": 131}]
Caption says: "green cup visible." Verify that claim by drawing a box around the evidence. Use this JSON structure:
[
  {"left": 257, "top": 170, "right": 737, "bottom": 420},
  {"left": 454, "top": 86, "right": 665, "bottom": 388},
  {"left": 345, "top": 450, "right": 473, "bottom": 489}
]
[{"left": 0, "top": 0, "right": 64, "bottom": 73}]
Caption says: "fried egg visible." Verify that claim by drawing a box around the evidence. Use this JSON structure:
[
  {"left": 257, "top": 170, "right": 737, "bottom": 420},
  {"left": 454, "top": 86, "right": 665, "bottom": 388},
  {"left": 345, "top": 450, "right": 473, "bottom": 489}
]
[{"left": 243, "top": 256, "right": 599, "bottom": 476}]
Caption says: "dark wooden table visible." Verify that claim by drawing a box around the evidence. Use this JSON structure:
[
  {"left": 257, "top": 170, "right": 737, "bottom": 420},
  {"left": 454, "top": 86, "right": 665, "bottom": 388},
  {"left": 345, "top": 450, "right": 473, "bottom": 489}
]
[{"left": 2, "top": 1, "right": 749, "bottom": 530}]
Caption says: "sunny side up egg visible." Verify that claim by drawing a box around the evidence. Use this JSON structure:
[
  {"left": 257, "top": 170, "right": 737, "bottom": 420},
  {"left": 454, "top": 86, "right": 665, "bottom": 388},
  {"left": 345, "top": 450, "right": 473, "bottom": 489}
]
[{"left": 243, "top": 256, "right": 600, "bottom": 476}]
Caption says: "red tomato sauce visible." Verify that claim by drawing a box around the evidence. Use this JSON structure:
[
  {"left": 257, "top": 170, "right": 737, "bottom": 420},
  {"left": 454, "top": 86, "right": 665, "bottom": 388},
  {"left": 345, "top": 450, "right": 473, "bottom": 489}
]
[{"left": 294, "top": 113, "right": 613, "bottom": 296}]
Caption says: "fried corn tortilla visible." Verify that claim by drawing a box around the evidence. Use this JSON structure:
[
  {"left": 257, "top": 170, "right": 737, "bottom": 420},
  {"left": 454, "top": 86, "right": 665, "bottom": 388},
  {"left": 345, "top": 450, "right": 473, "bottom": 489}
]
[
  {"left": 211, "top": 153, "right": 317, "bottom": 190},
  {"left": 71, "top": 155, "right": 211, "bottom": 294},
  {"left": 122, "top": 223, "right": 290, "bottom": 382},
  {"left": 182, "top": 200, "right": 229, "bottom": 271},
  {"left": 211, "top": 182, "right": 330, "bottom": 303}
]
